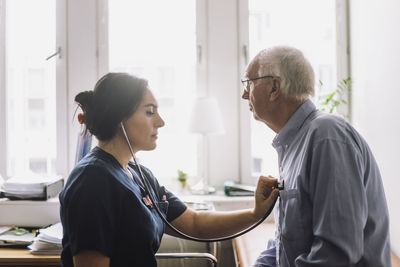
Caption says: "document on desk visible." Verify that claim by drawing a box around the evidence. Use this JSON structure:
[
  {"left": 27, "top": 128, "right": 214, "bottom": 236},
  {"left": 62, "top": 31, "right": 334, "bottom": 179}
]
[
  {"left": 28, "top": 222, "right": 63, "bottom": 255},
  {"left": 0, "top": 228, "right": 35, "bottom": 246},
  {"left": 0, "top": 226, "right": 12, "bottom": 235},
  {"left": 38, "top": 222, "right": 62, "bottom": 244},
  {"left": 184, "top": 201, "right": 213, "bottom": 211}
]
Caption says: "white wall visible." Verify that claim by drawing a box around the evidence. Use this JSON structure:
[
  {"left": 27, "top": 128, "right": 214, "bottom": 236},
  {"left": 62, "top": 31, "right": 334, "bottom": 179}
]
[{"left": 350, "top": 0, "right": 400, "bottom": 255}]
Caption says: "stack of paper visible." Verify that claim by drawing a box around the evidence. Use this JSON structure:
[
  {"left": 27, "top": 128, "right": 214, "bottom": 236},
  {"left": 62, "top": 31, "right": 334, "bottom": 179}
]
[
  {"left": 0, "top": 227, "right": 36, "bottom": 247},
  {"left": 28, "top": 222, "right": 63, "bottom": 255},
  {"left": 0, "top": 174, "right": 63, "bottom": 200}
]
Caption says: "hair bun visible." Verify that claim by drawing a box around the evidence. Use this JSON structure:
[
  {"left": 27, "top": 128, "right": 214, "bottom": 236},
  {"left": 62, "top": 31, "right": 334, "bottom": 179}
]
[{"left": 75, "top": 91, "right": 94, "bottom": 111}]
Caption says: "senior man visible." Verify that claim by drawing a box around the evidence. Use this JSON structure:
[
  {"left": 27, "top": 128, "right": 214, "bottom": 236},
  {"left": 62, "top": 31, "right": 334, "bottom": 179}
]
[{"left": 241, "top": 46, "right": 391, "bottom": 267}]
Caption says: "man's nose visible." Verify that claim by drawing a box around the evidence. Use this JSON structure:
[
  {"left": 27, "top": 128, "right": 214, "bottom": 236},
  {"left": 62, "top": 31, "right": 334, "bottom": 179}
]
[{"left": 242, "top": 90, "right": 249, "bottom": 100}]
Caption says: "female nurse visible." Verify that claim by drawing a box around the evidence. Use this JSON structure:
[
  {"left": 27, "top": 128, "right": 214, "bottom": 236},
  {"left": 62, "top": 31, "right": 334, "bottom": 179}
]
[{"left": 59, "top": 72, "right": 279, "bottom": 267}]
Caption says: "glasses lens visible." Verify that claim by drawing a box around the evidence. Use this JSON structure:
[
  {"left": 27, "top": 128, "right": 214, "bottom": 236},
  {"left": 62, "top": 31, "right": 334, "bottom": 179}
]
[{"left": 241, "top": 80, "right": 249, "bottom": 92}]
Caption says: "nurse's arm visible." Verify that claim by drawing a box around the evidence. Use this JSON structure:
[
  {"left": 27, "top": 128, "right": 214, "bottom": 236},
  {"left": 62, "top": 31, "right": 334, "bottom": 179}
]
[
  {"left": 73, "top": 250, "right": 110, "bottom": 267},
  {"left": 165, "top": 176, "right": 279, "bottom": 239}
]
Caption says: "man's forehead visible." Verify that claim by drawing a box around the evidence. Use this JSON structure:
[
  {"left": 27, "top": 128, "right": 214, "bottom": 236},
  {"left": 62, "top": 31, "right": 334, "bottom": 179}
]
[{"left": 245, "top": 59, "right": 260, "bottom": 78}]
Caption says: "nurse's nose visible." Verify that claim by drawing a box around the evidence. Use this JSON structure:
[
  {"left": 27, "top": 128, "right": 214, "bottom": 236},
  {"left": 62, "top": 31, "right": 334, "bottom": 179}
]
[{"left": 156, "top": 113, "right": 165, "bottom": 128}]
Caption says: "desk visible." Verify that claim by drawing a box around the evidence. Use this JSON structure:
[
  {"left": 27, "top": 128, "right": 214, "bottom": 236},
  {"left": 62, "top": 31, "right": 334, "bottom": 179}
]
[{"left": 0, "top": 248, "right": 60, "bottom": 267}]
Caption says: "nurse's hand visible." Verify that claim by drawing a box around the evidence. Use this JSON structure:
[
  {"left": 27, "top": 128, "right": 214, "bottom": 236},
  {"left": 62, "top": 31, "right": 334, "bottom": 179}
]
[{"left": 252, "top": 176, "right": 279, "bottom": 220}]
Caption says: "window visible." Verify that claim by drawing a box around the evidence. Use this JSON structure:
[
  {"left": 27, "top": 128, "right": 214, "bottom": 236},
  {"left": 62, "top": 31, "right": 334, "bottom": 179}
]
[
  {"left": 240, "top": 0, "right": 347, "bottom": 183},
  {"left": 0, "top": 0, "right": 348, "bottom": 186},
  {"left": 2, "top": 0, "right": 57, "bottom": 177},
  {"left": 107, "top": 0, "right": 198, "bottom": 181}
]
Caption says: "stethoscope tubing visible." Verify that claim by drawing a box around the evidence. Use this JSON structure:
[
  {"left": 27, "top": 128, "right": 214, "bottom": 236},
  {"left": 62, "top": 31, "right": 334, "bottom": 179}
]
[{"left": 121, "top": 122, "right": 277, "bottom": 242}]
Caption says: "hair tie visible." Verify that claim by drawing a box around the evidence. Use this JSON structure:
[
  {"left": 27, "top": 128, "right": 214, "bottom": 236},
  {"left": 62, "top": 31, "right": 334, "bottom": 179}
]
[{"left": 78, "top": 113, "right": 84, "bottom": 124}]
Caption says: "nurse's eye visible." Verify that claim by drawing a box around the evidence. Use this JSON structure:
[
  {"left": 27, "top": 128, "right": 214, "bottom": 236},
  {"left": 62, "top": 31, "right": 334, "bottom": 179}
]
[{"left": 146, "top": 107, "right": 155, "bottom": 116}]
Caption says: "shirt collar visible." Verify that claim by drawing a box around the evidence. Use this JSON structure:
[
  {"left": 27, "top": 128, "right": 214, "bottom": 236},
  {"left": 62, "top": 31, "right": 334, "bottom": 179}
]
[{"left": 272, "top": 99, "right": 316, "bottom": 149}]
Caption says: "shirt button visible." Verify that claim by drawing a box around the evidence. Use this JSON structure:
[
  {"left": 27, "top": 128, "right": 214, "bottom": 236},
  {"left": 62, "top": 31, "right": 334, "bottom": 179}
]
[{"left": 284, "top": 144, "right": 288, "bottom": 149}]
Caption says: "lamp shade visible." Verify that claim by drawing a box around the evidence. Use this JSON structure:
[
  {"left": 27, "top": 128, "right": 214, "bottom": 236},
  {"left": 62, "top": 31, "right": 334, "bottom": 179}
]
[{"left": 188, "top": 97, "right": 225, "bottom": 135}]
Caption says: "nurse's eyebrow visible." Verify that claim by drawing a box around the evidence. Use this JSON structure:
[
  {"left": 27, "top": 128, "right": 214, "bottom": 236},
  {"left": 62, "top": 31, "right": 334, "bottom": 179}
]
[{"left": 144, "top": 103, "right": 158, "bottom": 108}]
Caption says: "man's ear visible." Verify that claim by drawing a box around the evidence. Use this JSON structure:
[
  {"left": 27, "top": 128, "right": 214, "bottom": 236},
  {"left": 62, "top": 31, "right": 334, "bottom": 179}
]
[{"left": 269, "top": 78, "right": 281, "bottom": 101}]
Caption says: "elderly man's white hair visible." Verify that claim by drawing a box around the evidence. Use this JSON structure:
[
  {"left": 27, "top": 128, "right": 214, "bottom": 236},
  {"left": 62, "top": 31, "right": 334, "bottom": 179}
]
[{"left": 251, "top": 46, "right": 315, "bottom": 100}]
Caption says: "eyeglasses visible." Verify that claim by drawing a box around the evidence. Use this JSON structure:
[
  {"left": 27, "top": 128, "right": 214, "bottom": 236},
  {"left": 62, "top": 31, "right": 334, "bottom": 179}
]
[{"left": 241, "top": 75, "right": 275, "bottom": 92}]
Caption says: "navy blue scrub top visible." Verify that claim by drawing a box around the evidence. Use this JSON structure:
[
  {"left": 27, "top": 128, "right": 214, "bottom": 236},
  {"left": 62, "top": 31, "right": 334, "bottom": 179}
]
[{"left": 59, "top": 147, "right": 187, "bottom": 267}]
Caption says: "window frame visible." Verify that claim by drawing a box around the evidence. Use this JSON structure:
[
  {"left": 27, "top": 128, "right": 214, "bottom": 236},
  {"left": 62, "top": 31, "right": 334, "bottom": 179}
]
[
  {"left": 0, "top": 0, "right": 69, "bottom": 178},
  {"left": 0, "top": 0, "right": 350, "bottom": 186},
  {"left": 55, "top": 0, "right": 69, "bottom": 177},
  {"left": 96, "top": 0, "right": 208, "bottom": 93},
  {"left": 96, "top": 0, "right": 209, "bottom": 181},
  {"left": 0, "top": 0, "right": 6, "bottom": 178},
  {"left": 66, "top": 0, "right": 242, "bottom": 187}
]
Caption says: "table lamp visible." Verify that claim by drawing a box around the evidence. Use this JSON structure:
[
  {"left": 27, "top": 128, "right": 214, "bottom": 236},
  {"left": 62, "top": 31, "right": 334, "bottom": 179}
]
[{"left": 188, "top": 97, "right": 225, "bottom": 194}]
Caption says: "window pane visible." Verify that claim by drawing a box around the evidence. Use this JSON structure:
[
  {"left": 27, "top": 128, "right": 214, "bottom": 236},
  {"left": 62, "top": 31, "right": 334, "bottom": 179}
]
[
  {"left": 109, "top": 0, "right": 197, "bottom": 181},
  {"left": 248, "top": 0, "right": 337, "bottom": 179},
  {"left": 6, "top": 0, "right": 56, "bottom": 176}
]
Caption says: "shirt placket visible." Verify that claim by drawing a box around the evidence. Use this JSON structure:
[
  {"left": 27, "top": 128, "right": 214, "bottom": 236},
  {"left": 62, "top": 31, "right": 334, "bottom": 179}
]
[{"left": 276, "top": 144, "right": 285, "bottom": 267}]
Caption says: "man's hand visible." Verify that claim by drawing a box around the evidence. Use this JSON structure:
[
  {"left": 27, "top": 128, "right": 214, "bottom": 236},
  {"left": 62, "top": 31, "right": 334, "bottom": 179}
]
[{"left": 253, "top": 176, "right": 280, "bottom": 220}]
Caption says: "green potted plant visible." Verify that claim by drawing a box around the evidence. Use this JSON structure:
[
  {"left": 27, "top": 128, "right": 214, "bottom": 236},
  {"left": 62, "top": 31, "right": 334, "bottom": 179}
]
[
  {"left": 319, "top": 77, "right": 351, "bottom": 120},
  {"left": 177, "top": 169, "right": 188, "bottom": 189}
]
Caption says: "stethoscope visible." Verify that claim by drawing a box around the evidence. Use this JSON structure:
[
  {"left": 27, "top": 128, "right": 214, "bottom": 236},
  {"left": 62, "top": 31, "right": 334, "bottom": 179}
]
[{"left": 120, "top": 122, "right": 284, "bottom": 242}]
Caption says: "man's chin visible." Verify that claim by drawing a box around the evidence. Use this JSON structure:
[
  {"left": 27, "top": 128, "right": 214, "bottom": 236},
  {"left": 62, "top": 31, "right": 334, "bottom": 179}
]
[{"left": 253, "top": 113, "right": 261, "bottom": 121}]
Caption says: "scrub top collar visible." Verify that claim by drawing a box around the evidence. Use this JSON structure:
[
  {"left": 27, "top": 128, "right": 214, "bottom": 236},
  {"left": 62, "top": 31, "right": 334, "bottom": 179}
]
[{"left": 91, "top": 146, "right": 148, "bottom": 197}]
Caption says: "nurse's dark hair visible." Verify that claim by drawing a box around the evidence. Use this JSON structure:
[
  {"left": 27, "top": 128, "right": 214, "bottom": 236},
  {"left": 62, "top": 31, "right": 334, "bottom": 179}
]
[{"left": 75, "top": 72, "right": 148, "bottom": 141}]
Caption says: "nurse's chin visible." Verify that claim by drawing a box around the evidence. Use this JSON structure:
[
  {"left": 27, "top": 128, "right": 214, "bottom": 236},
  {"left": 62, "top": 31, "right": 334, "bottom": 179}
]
[{"left": 142, "top": 143, "right": 158, "bottom": 151}]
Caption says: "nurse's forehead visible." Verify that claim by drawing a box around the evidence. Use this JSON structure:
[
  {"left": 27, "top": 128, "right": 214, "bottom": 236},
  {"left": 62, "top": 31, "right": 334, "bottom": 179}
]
[{"left": 140, "top": 90, "right": 159, "bottom": 108}]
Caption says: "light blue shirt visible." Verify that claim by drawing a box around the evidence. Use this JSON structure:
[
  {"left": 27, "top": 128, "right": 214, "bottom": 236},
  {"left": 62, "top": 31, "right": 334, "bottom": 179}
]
[{"left": 254, "top": 99, "right": 391, "bottom": 267}]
